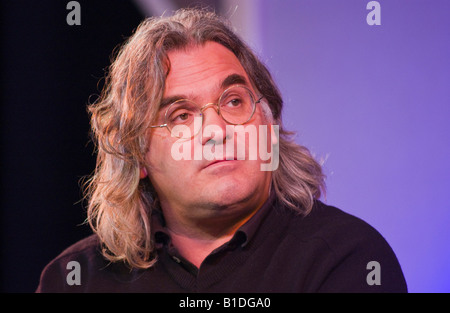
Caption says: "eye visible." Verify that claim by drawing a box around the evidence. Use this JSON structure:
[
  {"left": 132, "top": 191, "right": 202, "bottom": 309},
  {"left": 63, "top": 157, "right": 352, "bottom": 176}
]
[
  {"left": 167, "top": 100, "right": 199, "bottom": 126},
  {"left": 222, "top": 96, "right": 243, "bottom": 109},
  {"left": 177, "top": 112, "right": 190, "bottom": 121},
  {"left": 228, "top": 98, "right": 242, "bottom": 107},
  {"left": 170, "top": 110, "right": 193, "bottom": 124}
]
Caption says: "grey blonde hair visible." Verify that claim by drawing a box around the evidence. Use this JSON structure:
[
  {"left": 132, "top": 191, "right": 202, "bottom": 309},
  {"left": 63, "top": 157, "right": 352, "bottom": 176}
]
[{"left": 86, "top": 8, "right": 325, "bottom": 269}]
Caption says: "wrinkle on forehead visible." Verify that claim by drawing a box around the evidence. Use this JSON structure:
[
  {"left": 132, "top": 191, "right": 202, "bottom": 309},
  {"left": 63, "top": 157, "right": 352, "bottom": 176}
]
[{"left": 164, "top": 42, "right": 249, "bottom": 98}]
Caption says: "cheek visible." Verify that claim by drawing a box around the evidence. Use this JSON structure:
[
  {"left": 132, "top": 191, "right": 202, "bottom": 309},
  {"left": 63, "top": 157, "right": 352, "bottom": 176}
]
[
  {"left": 233, "top": 114, "right": 272, "bottom": 161},
  {"left": 145, "top": 133, "right": 198, "bottom": 180},
  {"left": 145, "top": 132, "right": 173, "bottom": 171}
]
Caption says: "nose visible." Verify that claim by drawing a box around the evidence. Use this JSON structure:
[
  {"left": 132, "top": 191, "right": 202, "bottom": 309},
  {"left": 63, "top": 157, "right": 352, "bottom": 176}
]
[{"left": 200, "top": 104, "right": 230, "bottom": 146}]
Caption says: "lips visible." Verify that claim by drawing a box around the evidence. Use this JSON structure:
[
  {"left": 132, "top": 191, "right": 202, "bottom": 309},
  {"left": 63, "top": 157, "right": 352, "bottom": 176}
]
[{"left": 204, "top": 158, "right": 237, "bottom": 169}]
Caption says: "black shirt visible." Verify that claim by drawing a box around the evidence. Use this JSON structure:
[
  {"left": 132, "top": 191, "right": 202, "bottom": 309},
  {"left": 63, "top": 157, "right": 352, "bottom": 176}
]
[{"left": 36, "top": 198, "right": 407, "bottom": 292}]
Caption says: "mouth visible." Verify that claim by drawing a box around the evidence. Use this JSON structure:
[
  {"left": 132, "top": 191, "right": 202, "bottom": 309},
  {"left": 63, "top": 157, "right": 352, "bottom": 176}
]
[{"left": 204, "top": 158, "right": 238, "bottom": 169}]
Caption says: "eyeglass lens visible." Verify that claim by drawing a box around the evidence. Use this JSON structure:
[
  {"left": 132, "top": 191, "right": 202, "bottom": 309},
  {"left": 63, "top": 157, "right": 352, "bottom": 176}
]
[{"left": 166, "top": 86, "right": 255, "bottom": 138}]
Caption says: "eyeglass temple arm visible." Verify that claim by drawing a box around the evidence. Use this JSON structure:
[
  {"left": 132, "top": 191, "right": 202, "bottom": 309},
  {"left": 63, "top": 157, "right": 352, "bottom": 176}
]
[{"left": 149, "top": 124, "right": 168, "bottom": 128}]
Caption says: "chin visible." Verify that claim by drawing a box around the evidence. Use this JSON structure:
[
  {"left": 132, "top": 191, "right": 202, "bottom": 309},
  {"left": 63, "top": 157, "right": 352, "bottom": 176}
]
[
  {"left": 199, "top": 164, "right": 270, "bottom": 209},
  {"left": 208, "top": 180, "right": 255, "bottom": 207}
]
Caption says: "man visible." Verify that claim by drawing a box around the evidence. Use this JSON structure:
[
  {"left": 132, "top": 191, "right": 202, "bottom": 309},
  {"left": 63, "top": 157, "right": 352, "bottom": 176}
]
[{"left": 36, "top": 8, "right": 407, "bottom": 292}]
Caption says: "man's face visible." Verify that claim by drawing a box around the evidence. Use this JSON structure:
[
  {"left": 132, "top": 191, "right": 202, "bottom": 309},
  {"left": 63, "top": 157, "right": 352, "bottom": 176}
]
[{"left": 144, "top": 42, "right": 273, "bottom": 230}]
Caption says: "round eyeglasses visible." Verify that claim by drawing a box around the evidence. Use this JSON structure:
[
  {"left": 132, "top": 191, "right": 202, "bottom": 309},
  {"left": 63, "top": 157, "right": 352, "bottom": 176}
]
[{"left": 150, "top": 85, "right": 263, "bottom": 139}]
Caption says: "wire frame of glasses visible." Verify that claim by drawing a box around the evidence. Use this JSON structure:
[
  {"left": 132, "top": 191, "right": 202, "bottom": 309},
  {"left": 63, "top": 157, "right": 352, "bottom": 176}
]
[{"left": 151, "top": 85, "right": 262, "bottom": 139}]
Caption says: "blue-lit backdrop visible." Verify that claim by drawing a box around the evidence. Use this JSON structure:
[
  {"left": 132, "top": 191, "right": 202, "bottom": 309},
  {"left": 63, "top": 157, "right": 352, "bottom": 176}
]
[{"left": 254, "top": 0, "right": 450, "bottom": 292}]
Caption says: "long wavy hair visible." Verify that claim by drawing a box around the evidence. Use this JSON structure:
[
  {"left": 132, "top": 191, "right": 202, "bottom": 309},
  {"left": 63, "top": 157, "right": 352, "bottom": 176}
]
[{"left": 86, "top": 8, "right": 326, "bottom": 269}]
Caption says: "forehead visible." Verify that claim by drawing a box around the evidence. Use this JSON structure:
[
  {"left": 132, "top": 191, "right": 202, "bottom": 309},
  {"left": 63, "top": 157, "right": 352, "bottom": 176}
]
[{"left": 164, "top": 41, "right": 250, "bottom": 99}]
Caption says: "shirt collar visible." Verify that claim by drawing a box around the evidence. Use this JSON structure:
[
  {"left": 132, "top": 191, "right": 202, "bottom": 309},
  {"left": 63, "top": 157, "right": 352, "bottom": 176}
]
[
  {"left": 234, "top": 191, "right": 275, "bottom": 247},
  {"left": 151, "top": 191, "right": 276, "bottom": 249}
]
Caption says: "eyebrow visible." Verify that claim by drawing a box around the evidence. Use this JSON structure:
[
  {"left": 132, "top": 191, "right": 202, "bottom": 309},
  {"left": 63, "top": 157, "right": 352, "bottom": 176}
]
[
  {"left": 220, "top": 73, "right": 248, "bottom": 90},
  {"left": 158, "top": 73, "right": 250, "bottom": 110}
]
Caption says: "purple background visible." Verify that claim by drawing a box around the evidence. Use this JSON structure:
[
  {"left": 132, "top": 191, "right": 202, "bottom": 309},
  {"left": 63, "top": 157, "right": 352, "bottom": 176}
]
[{"left": 255, "top": 0, "right": 450, "bottom": 292}]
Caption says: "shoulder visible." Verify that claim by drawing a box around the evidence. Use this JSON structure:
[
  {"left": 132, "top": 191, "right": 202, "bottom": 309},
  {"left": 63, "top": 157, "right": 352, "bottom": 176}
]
[
  {"left": 279, "top": 200, "right": 385, "bottom": 247},
  {"left": 36, "top": 234, "right": 105, "bottom": 292},
  {"left": 44, "top": 234, "right": 102, "bottom": 266},
  {"left": 278, "top": 200, "right": 408, "bottom": 292},
  {"left": 301, "top": 200, "right": 383, "bottom": 243}
]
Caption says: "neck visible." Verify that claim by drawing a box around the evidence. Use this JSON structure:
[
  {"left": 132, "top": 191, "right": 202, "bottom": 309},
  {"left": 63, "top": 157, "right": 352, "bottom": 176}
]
[
  {"left": 160, "top": 190, "right": 271, "bottom": 268},
  {"left": 168, "top": 230, "right": 233, "bottom": 268},
  {"left": 165, "top": 208, "right": 259, "bottom": 269}
]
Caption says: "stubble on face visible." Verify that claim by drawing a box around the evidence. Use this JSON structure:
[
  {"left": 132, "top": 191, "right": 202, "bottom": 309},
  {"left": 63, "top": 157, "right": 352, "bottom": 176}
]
[{"left": 144, "top": 42, "right": 273, "bottom": 236}]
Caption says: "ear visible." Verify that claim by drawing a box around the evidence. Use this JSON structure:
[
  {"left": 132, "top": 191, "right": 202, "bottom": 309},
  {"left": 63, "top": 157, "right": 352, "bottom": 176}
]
[{"left": 139, "top": 167, "right": 148, "bottom": 179}]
